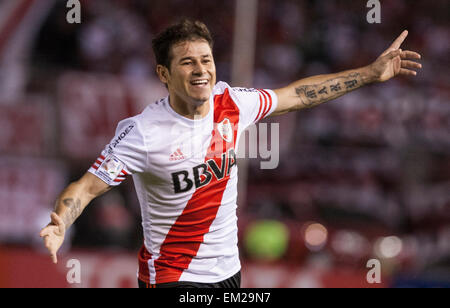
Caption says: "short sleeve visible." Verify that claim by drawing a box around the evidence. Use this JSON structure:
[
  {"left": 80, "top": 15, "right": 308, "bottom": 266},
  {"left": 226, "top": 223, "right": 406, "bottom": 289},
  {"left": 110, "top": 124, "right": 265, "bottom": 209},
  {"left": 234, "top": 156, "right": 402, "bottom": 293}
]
[
  {"left": 88, "top": 118, "right": 147, "bottom": 186},
  {"left": 230, "top": 87, "right": 278, "bottom": 129}
]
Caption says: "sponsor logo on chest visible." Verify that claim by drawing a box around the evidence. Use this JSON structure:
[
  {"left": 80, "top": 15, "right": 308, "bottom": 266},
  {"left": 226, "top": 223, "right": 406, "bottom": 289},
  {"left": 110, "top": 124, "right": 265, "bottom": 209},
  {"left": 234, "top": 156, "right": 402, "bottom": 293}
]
[{"left": 171, "top": 148, "right": 237, "bottom": 194}]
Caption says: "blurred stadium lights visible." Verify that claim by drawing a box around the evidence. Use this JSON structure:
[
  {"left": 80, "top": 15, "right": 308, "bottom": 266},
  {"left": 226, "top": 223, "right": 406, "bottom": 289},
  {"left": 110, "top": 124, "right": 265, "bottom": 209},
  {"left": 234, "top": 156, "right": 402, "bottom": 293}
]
[
  {"left": 303, "top": 222, "right": 328, "bottom": 252},
  {"left": 374, "top": 236, "right": 404, "bottom": 260},
  {"left": 244, "top": 219, "right": 290, "bottom": 261},
  {"left": 331, "top": 230, "right": 371, "bottom": 259}
]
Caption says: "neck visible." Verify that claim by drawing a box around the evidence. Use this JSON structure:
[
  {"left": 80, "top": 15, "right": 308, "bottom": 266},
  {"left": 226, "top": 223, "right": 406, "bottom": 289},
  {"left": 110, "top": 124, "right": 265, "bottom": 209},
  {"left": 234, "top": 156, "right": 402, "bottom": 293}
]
[{"left": 169, "top": 95, "right": 210, "bottom": 120}]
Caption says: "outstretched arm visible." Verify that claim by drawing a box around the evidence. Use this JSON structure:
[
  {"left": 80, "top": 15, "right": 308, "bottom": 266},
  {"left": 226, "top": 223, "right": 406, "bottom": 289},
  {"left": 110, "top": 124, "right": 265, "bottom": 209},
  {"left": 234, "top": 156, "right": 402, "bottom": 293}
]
[
  {"left": 272, "top": 30, "right": 422, "bottom": 116},
  {"left": 39, "top": 172, "right": 111, "bottom": 263}
]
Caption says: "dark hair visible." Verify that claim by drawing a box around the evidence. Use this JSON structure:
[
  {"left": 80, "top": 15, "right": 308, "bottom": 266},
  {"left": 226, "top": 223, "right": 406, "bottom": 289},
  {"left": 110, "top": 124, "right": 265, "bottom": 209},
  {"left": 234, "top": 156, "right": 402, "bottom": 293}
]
[{"left": 152, "top": 19, "right": 214, "bottom": 70}]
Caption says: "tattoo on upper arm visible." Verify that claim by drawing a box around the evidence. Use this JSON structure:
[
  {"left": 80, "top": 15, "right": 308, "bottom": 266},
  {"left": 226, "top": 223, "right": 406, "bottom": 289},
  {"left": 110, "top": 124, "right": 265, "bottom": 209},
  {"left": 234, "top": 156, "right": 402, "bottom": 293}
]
[
  {"left": 62, "top": 198, "right": 82, "bottom": 228},
  {"left": 295, "top": 72, "right": 363, "bottom": 108}
]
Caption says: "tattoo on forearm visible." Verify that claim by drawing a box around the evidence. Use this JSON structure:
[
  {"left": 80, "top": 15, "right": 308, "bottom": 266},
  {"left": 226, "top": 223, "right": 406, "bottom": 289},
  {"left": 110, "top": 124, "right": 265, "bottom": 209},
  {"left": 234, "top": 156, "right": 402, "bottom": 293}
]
[
  {"left": 344, "top": 79, "right": 358, "bottom": 89},
  {"left": 295, "top": 72, "right": 364, "bottom": 108},
  {"left": 62, "top": 198, "right": 82, "bottom": 228}
]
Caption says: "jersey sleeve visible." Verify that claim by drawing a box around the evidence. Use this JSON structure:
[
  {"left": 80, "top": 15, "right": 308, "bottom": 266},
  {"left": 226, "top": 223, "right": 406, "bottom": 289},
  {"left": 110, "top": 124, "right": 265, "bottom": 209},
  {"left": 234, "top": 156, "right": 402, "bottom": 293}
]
[
  {"left": 230, "top": 87, "right": 278, "bottom": 129},
  {"left": 88, "top": 118, "right": 147, "bottom": 186}
]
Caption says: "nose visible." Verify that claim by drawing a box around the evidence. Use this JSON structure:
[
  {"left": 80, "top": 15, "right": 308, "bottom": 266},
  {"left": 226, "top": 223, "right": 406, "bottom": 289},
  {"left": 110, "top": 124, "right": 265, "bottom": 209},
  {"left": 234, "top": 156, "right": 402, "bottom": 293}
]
[{"left": 192, "top": 62, "right": 207, "bottom": 76}]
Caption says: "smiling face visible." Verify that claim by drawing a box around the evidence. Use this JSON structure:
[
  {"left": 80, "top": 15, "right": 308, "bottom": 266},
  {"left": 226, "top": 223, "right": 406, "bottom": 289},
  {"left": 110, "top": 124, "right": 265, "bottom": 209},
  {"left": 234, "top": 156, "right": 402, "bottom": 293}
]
[{"left": 157, "top": 39, "right": 216, "bottom": 109}]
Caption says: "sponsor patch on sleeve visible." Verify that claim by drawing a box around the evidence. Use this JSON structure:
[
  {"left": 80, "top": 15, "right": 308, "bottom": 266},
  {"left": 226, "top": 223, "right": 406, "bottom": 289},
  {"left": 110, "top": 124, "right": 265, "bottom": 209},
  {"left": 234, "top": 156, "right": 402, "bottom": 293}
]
[{"left": 94, "top": 154, "right": 126, "bottom": 185}]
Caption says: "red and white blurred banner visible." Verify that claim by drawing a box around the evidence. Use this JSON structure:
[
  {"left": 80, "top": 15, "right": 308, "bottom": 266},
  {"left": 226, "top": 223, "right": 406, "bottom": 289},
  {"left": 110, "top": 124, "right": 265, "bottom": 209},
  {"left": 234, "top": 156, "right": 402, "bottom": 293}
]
[
  {"left": 58, "top": 72, "right": 167, "bottom": 160},
  {"left": 0, "top": 158, "right": 67, "bottom": 243},
  {"left": 0, "top": 0, "right": 56, "bottom": 102},
  {"left": 0, "top": 247, "right": 387, "bottom": 288},
  {"left": 0, "top": 101, "right": 53, "bottom": 156}
]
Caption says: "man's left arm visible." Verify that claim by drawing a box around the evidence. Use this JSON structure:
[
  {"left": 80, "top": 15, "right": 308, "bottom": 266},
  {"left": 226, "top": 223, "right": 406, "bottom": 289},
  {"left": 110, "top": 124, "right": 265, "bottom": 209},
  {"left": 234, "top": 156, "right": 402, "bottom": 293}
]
[{"left": 272, "top": 30, "right": 422, "bottom": 116}]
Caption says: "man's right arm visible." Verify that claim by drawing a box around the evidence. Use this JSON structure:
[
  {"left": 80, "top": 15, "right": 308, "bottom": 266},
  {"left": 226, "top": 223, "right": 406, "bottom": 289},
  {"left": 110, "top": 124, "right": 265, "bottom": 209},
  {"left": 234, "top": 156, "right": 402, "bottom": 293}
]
[{"left": 39, "top": 172, "right": 111, "bottom": 263}]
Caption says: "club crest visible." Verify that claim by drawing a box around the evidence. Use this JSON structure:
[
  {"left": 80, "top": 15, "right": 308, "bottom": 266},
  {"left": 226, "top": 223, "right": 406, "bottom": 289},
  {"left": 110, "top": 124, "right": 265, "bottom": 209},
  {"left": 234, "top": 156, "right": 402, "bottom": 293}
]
[{"left": 217, "top": 118, "right": 233, "bottom": 143}]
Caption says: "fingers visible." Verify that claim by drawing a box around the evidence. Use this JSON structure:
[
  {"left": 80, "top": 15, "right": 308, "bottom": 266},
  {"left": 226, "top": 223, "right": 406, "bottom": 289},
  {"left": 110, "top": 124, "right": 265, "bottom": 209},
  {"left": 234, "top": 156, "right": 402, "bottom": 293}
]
[
  {"left": 42, "top": 235, "right": 58, "bottom": 264},
  {"left": 399, "top": 68, "right": 417, "bottom": 76},
  {"left": 51, "top": 253, "right": 58, "bottom": 264},
  {"left": 389, "top": 30, "right": 408, "bottom": 50},
  {"left": 39, "top": 227, "right": 50, "bottom": 238},
  {"left": 380, "top": 30, "right": 409, "bottom": 57},
  {"left": 400, "top": 50, "right": 421, "bottom": 60},
  {"left": 401, "top": 60, "right": 422, "bottom": 70},
  {"left": 384, "top": 48, "right": 422, "bottom": 77},
  {"left": 40, "top": 215, "right": 64, "bottom": 264},
  {"left": 399, "top": 50, "right": 422, "bottom": 77},
  {"left": 43, "top": 236, "right": 53, "bottom": 254}
]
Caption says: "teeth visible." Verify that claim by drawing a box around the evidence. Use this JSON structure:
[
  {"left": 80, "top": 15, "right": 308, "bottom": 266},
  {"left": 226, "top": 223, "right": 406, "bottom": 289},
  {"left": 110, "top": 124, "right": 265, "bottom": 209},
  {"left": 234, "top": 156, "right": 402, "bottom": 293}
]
[{"left": 191, "top": 80, "right": 208, "bottom": 85}]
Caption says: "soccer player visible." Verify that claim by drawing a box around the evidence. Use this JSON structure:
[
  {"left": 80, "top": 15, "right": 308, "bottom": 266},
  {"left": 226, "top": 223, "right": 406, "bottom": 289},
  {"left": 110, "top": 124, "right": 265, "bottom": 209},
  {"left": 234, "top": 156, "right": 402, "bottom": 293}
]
[{"left": 40, "top": 20, "right": 421, "bottom": 288}]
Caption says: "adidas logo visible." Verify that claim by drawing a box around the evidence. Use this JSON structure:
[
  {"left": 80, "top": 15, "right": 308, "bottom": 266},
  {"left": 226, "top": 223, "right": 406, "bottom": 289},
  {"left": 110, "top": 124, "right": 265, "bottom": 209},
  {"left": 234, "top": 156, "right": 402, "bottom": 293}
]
[{"left": 170, "top": 148, "right": 185, "bottom": 161}]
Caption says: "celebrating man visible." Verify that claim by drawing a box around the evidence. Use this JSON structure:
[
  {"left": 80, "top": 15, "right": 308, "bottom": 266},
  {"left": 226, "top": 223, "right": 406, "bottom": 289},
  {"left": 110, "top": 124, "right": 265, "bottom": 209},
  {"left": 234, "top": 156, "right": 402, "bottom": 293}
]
[{"left": 40, "top": 20, "right": 421, "bottom": 288}]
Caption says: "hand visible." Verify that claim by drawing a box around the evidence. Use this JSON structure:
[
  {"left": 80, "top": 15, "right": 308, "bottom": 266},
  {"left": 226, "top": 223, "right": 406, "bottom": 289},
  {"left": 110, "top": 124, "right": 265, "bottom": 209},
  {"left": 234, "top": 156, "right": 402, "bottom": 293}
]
[
  {"left": 39, "top": 212, "right": 66, "bottom": 264},
  {"left": 370, "top": 30, "right": 422, "bottom": 83}
]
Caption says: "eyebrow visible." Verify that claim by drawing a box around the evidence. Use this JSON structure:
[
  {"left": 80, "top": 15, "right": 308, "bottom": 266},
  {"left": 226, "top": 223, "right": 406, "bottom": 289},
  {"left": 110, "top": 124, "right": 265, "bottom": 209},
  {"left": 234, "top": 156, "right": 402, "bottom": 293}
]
[{"left": 179, "top": 55, "right": 212, "bottom": 62}]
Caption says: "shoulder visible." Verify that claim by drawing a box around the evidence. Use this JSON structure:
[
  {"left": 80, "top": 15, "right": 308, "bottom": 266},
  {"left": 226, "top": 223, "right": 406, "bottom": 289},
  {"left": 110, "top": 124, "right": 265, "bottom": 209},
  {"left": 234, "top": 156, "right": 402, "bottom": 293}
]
[
  {"left": 213, "top": 81, "right": 258, "bottom": 96},
  {"left": 213, "top": 81, "right": 259, "bottom": 106},
  {"left": 115, "top": 115, "right": 140, "bottom": 135},
  {"left": 114, "top": 99, "right": 161, "bottom": 140},
  {"left": 121, "top": 98, "right": 167, "bottom": 130},
  {"left": 212, "top": 81, "right": 230, "bottom": 96}
]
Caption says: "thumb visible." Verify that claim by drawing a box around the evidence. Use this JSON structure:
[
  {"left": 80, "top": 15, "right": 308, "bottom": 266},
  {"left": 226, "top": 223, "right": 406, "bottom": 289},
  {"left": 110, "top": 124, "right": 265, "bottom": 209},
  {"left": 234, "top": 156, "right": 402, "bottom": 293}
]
[{"left": 51, "top": 212, "right": 65, "bottom": 234}]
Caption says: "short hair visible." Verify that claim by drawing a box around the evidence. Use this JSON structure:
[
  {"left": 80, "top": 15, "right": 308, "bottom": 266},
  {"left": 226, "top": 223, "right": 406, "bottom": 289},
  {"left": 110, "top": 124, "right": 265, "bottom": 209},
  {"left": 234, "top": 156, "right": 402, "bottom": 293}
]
[{"left": 152, "top": 19, "right": 214, "bottom": 70}]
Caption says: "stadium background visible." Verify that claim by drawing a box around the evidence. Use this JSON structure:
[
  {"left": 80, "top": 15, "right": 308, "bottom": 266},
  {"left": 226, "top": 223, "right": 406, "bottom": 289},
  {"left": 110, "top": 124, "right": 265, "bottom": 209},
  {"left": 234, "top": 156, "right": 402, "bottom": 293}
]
[{"left": 0, "top": 0, "right": 448, "bottom": 288}]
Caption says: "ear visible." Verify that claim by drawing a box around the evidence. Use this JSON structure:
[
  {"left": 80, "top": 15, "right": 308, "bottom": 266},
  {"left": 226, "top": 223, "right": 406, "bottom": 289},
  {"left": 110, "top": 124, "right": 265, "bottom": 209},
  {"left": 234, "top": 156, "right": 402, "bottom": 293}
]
[{"left": 156, "top": 64, "right": 170, "bottom": 85}]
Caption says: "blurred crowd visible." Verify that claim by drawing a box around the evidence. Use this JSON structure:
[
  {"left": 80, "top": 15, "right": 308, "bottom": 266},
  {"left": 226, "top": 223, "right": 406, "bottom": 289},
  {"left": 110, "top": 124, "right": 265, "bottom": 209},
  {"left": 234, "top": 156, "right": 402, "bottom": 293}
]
[{"left": 1, "top": 0, "right": 449, "bottom": 284}]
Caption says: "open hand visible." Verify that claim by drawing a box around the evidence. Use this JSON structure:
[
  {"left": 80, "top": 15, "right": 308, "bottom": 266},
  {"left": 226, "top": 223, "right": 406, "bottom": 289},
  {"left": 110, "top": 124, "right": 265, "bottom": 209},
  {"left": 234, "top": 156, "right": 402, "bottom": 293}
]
[
  {"left": 39, "top": 212, "right": 66, "bottom": 264},
  {"left": 371, "top": 30, "right": 422, "bottom": 82}
]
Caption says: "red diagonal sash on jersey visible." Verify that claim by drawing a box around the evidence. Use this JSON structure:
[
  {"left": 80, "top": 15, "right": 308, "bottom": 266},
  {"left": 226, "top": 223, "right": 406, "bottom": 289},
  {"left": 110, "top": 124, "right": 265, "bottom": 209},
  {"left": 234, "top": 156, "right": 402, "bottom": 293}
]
[
  {"left": 152, "top": 89, "right": 239, "bottom": 284},
  {"left": 138, "top": 244, "right": 152, "bottom": 283}
]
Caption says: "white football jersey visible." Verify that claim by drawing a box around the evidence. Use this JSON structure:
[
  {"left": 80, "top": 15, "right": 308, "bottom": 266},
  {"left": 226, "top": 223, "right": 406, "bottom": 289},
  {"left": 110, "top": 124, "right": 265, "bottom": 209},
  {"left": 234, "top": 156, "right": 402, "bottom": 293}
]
[{"left": 88, "top": 81, "right": 278, "bottom": 284}]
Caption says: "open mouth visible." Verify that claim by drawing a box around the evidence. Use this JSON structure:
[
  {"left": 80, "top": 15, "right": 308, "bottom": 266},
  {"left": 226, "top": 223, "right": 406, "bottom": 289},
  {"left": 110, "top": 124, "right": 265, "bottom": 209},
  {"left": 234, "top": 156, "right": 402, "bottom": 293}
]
[{"left": 190, "top": 79, "right": 209, "bottom": 87}]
